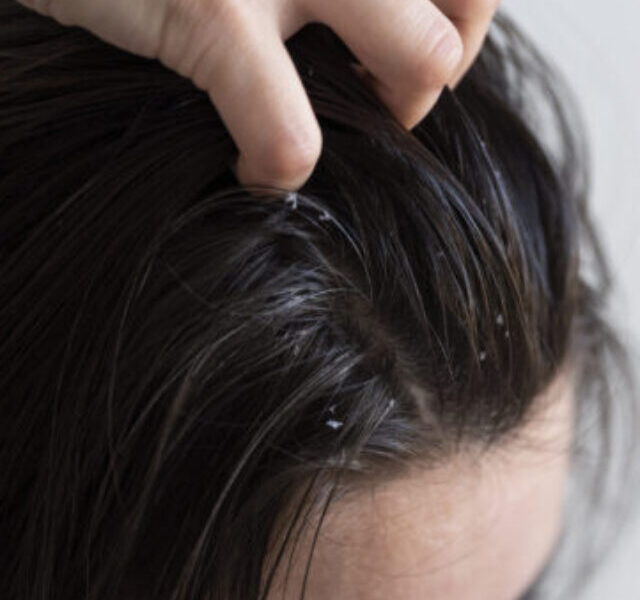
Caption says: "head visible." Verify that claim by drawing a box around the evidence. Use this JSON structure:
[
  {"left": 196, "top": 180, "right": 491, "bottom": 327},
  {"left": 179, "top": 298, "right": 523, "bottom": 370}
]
[{"left": 0, "top": 4, "right": 626, "bottom": 600}]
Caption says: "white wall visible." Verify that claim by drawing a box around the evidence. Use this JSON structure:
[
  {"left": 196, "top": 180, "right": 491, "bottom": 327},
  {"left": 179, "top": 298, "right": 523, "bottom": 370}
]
[{"left": 504, "top": 1, "right": 640, "bottom": 598}]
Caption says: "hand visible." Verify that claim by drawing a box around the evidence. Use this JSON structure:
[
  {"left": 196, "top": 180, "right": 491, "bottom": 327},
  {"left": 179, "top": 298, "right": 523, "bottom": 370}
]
[{"left": 18, "top": 0, "right": 501, "bottom": 190}]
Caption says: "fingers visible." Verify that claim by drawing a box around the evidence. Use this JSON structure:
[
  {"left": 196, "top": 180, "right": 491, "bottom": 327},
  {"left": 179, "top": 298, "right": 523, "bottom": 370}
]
[
  {"left": 18, "top": 0, "right": 501, "bottom": 190},
  {"left": 302, "top": 0, "right": 464, "bottom": 129},
  {"left": 26, "top": 0, "right": 322, "bottom": 191},
  {"left": 434, "top": 0, "right": 502, "bottom": 85},
  {"left": 154, "top": 1, "right": 321, "bottom": 190}
]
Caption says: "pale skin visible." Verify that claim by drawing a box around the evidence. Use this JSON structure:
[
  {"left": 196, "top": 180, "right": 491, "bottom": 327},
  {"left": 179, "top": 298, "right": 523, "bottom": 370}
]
[
  {"left": 18, "top": 0, "right": 502, "bottom": 190},
  {"left": 269, "top": 370, "right": 575, "bottom": 600}
]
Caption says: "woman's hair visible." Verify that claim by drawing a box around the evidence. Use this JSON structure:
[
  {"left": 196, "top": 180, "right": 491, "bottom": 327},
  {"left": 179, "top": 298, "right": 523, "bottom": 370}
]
[{"left": 0, "top": 3, "right": 631, "bottom": 600}]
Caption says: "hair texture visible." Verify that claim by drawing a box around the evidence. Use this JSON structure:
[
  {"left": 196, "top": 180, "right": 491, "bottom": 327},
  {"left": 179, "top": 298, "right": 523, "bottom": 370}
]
[{"left": 0, "top": 3, "right": 632, "bottom": 600}]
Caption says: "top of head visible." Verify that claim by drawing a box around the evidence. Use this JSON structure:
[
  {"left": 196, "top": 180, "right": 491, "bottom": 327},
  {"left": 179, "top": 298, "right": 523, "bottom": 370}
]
[{"left": 0, "top": 5, "right": 608, "bottom": 600}]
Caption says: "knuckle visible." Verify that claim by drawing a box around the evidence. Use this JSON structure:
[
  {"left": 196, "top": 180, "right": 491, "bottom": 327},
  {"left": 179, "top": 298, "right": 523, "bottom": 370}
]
[
  {"left": 156, "top": 0, "right": 241, "bottom": 68},
  {"left": 161, "top": 0, "right": 229, "bottom": 23},
  {"left": 156, "top": 0, "right": 191, "bottom": 65},
  {"left": 411, "top": 18, "right": 463, "bottom": 88}
]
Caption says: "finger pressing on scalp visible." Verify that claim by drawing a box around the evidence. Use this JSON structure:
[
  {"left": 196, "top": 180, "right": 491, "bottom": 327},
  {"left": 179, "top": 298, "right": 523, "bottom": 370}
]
[
  {"left": 155, "top": 0, "right": 322, "bottom": 191},
  {"left": 434, "top": 0, "right": 502, "bottom": 86},
  {"left": 301, "top": 0, "right": 464, "bottom": 129}
]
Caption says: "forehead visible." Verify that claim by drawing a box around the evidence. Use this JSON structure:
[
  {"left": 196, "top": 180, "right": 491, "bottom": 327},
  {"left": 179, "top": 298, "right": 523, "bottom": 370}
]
[{"left": 269, "top": 372, "right": 574, "bottom": 600}]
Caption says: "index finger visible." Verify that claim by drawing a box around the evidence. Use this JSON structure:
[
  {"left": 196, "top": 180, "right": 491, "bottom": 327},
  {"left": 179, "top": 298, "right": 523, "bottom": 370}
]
[
  {"left": 18, "top": 0, "right": 322, "bottom": 191},
  {"left": 156, "top": 3, "right": 322, "bottom": 191}
]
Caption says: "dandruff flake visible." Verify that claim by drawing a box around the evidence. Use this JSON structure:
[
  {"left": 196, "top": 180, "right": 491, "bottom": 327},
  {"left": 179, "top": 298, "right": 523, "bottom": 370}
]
[{"left": 285, "top": 191, "right": 298, "bottom": 210}]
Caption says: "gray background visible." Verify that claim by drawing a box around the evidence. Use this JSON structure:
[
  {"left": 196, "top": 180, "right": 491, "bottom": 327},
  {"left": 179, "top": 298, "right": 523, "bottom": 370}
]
[{"left": 505, "top": 1, "right": 640, "bottom": 598}]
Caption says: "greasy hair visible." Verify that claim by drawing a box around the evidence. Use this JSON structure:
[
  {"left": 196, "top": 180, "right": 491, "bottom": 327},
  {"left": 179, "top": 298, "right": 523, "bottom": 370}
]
[{"left": 0, "top": 3, "right": 629, "bottom": 600}]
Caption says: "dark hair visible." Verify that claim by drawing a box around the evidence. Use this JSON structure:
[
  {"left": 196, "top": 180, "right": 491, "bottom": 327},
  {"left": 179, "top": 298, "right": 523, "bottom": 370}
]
[{"left": 0, "top": 3, "right": 632, "bottom": 600}]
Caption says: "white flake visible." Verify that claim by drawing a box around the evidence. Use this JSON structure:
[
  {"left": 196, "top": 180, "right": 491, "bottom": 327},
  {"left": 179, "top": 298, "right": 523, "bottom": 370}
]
[{"left": 285, "top": 191, "right": 298, "bottom": 210}]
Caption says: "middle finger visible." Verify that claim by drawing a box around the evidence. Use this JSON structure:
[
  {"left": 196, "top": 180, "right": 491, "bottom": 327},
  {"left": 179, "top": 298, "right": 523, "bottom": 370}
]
[{"left": 299, "top": 0, "right": 464, "bottom": 128}]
